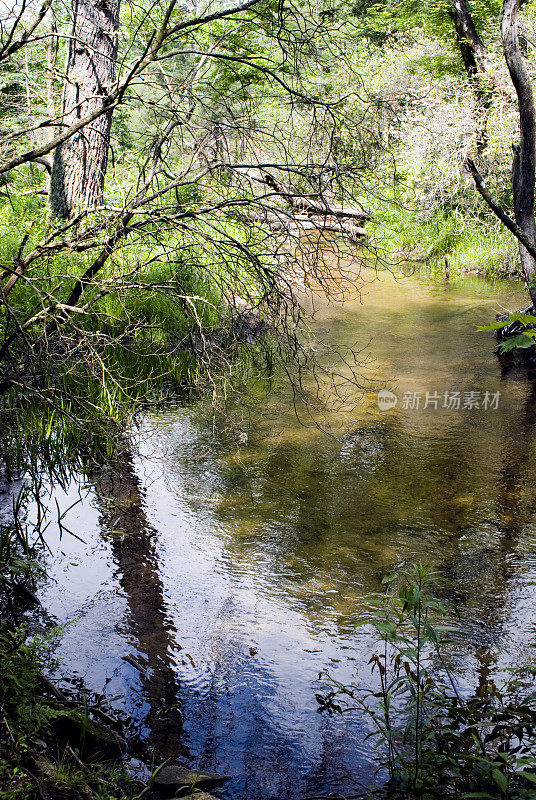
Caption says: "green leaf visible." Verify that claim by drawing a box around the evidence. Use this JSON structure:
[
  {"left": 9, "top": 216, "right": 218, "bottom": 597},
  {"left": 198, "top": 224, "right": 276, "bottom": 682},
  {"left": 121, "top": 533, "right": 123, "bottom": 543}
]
[
  {"left": 478, "top": 322, "right": 508, "bottom": 331},
  {"left": 375, "top": 621, "right": 397, "bottom": 639},
  {"left": 491, "top": 768, "right": 508, "bottom": 793},
  {"left": 498, "top": 333, "right": 536, "bottom": 353},
  {"left": 521, "top": 771, "right": 536, "bottom": 784},
  {"left": 424, "top": 623, "right": 439, "bottom": 643}
]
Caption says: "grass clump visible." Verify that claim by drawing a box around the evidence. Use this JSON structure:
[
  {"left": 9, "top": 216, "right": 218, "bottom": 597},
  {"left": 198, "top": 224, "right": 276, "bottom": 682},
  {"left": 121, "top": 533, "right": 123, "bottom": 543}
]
[{"left": 370, "top": 198, "right": 519, "bottom": 281}]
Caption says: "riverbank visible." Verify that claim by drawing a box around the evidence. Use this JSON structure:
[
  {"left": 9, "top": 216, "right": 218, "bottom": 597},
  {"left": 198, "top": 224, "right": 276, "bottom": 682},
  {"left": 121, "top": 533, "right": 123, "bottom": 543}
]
[
  {"left": 0, "top": 625, "right": 137, "bottom": 800},
  {"left": 0, "top": 547, "right": 233, "bottom": 800},
  {"left": 369, "top": 201, "right": 520, "bottom": 281}
]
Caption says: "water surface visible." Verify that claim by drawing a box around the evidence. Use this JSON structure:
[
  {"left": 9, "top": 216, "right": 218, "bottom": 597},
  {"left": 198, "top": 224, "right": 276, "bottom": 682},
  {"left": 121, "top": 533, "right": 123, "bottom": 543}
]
[{"left": 26, "top": 268, "right": 536, "bottom": 798}]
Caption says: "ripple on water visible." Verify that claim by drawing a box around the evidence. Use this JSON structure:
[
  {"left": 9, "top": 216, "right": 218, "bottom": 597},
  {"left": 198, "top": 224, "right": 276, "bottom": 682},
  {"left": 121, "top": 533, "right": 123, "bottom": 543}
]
[{"left": 26, "top": 271, "right": 536, "bottom": 799}]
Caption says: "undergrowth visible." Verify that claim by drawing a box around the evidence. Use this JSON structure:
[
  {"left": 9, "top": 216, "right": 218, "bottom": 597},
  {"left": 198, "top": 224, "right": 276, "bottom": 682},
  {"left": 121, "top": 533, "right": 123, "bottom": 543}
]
[
  {"left": 370, "top": 199, "right": 519, "bottom": 281},
  {"left": 317, "top": 563, "right": 536, "bottom": 799}
]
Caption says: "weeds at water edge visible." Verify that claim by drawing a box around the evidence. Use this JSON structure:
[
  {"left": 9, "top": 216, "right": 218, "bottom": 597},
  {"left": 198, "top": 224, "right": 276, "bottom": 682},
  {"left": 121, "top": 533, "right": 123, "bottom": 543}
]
[{"left": 317, "top": 563, "right": 536, "bottom": 799}]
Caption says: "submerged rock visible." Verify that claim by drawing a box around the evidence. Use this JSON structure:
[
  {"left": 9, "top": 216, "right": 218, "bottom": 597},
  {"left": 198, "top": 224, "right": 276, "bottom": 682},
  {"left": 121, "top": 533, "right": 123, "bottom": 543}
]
[
  {"left": 51, "top": 708, "right": 125, "bottom": 759},
  {"left": 153, "top": 764, "right": 229, "bottom": 795}
]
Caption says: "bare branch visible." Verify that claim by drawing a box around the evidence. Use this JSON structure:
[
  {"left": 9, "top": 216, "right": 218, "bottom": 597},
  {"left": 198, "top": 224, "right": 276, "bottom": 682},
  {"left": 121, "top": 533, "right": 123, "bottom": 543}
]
[
  {"left": 0, "top": 0, "right": 52, "bottom": 63},
  {"left": 465, "top": 156, "right": 536, "bottom": 262}
]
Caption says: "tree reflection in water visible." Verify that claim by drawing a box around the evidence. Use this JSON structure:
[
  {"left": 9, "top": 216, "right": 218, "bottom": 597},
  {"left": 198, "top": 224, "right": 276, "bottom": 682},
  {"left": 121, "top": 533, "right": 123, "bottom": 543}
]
[{"left": 93, "top": 448, "right": 190, "bottom": 762}]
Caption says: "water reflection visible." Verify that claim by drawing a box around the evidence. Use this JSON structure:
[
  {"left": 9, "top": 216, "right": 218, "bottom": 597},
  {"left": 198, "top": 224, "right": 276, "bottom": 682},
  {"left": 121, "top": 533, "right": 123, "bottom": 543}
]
[
  {"left": 91, "top": 449, "right": 189, "bottom": 761},
  {"left": 35, "top": 270, "right": 536, "bottom": 799}
]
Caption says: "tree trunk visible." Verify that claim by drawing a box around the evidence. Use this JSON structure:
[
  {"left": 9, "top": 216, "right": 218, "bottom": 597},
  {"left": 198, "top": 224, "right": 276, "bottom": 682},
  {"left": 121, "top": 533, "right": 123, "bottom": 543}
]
[
  {"left": 448, "top": 0, "right": 494, "bottom": 154},
  {"left": 448, "top": 0, "right": 490, "bottom": 75},
  {"left": 501, "top": 0, "right": 536, "bottom": 305},
  {"left": 50, "top": 0, "right": 120, "bottom": 218}
]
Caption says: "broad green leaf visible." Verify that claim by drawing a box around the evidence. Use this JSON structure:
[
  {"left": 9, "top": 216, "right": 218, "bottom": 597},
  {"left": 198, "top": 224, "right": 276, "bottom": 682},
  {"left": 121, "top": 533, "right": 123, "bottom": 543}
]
[
  {"left": 491, "top": 768, "right": 508, "bottom": 793},
  {"left": 498, "top": 333, "right": 536, "bottom": 353}
]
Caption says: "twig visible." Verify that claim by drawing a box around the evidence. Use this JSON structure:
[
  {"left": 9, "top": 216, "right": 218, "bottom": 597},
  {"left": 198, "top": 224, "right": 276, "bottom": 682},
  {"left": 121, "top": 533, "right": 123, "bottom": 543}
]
[{"left": 20, "top": 768, "right": 46, "bottom": 800}]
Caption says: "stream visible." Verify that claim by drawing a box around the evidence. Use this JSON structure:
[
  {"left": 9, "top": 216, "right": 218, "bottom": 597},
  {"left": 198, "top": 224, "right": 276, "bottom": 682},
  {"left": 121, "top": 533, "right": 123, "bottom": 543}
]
[{"left": 15, "top": 267, "right": 536, "bottom": 798}]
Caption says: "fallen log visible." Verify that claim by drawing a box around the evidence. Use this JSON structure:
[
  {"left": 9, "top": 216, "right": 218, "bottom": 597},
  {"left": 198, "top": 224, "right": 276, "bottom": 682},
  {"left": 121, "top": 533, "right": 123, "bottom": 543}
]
[
  {"left": 245, "top": 208, "right": 366, "bottom": 241},
  {"left": 263, "top": 172, "right": 370, "bottom": 223}
]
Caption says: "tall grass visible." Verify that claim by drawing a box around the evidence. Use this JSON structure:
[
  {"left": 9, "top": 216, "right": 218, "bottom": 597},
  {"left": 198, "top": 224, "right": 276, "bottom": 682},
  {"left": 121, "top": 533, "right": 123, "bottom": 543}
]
[{"left": 369, "top": 197, "right": 519, "bottom": 280}]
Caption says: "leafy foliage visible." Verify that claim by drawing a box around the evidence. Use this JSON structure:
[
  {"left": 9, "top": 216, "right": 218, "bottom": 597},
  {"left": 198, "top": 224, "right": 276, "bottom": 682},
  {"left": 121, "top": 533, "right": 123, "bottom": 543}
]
[
  {"left": 317, "top": 564, "right": 536, "bottom": 798},
  {"left": 477, "top": 313, "right": 536, "bottom": 354}
]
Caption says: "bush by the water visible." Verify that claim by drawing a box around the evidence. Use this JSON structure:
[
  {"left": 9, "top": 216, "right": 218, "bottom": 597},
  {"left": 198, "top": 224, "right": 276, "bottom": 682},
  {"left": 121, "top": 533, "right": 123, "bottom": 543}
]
[{"left": 317, "top": 563, "right": 536, "bottom": 799}]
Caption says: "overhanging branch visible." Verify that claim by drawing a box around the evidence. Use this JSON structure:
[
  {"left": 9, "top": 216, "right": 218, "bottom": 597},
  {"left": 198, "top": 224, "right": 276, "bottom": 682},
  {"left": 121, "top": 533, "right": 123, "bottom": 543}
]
[{"left": 465, "top": 156, "right": 536, "bottom": 263}]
